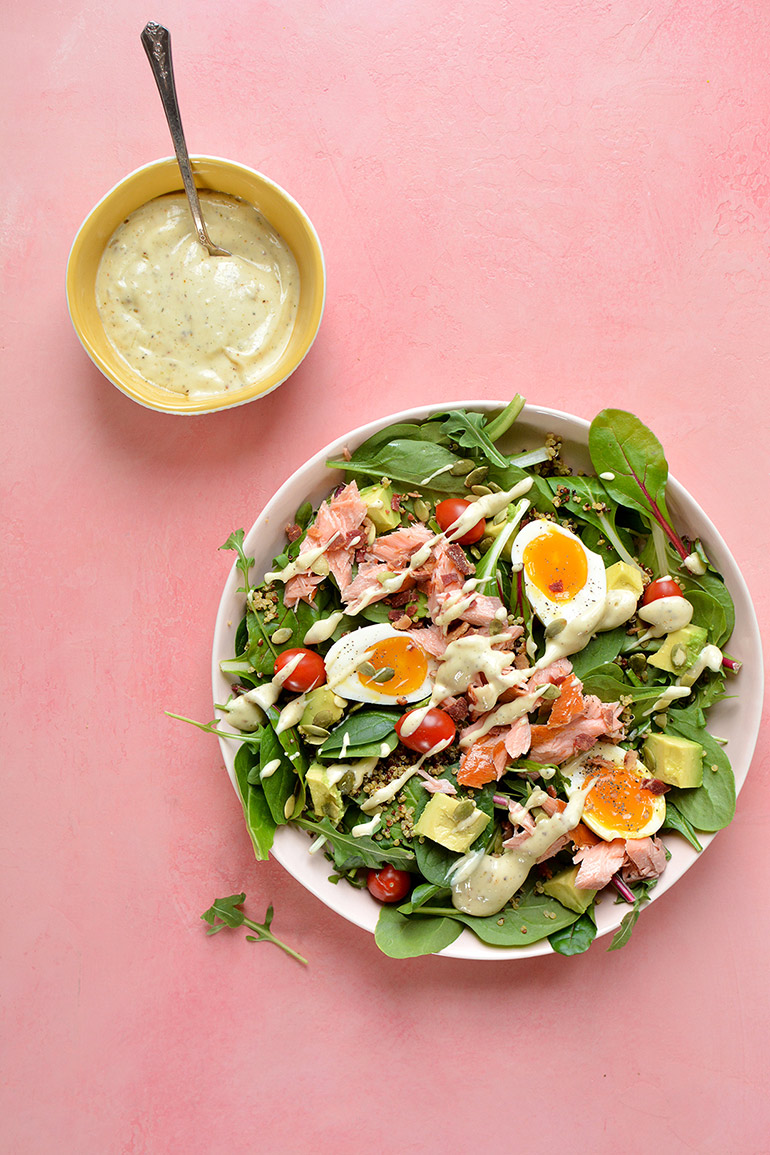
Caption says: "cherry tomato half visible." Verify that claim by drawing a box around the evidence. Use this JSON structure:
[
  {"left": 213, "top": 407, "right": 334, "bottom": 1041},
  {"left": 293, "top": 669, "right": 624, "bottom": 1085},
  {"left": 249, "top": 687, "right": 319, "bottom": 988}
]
[
  {"left": 396, "top": 707, "right": 456, "bottom": 754},
  {"left": 435, "top": 498, "right": 486, "bottom": 545},
  {"left": 642, "top": 577, "right": 684, "bottom": 606},
  {"left": 366, "top": 865, "right": 412, "bottom": 904},
  {"left": 273, "top": 647, "right": 326, "bottom": 692}
]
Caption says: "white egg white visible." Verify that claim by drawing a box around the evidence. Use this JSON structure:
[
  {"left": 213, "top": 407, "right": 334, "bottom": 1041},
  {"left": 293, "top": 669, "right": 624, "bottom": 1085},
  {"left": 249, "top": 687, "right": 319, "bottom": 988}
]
[
  {"left": 560, "top": 742, "right": 666, "bottom": 841},
  {"left": 510, "top": 519, "right": 607, "bottom": 632},
  {"left": 323, "top": 622, "right": 435, "bottom": 705}
]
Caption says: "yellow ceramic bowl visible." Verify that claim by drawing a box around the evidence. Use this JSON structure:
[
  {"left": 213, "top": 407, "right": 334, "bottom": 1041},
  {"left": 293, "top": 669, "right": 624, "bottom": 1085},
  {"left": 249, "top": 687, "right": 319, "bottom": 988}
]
[{"left": 66, "top": 156, "right": 326, "bottom": 414}]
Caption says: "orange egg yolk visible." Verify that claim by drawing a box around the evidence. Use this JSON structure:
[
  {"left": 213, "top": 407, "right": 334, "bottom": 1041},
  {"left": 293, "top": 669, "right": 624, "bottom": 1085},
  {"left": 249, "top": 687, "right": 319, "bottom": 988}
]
[
  {"left": 583, "top": 764, "right": 658, "bottom": 836},
  {"left": 523, "top": 527, "right": 588, "bottom": 602},
  {"left": 358, "top": 637, "right": 428, "bottom": 696}
]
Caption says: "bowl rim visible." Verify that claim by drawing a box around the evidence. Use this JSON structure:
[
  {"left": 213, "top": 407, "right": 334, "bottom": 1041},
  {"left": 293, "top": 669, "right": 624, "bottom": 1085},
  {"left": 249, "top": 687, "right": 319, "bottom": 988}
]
[
  {"left": 65, "top": 154, "right": 326, "bottom": 415},
  {"left": 211, "top": 399, "right": 764, "bottom": 960}
]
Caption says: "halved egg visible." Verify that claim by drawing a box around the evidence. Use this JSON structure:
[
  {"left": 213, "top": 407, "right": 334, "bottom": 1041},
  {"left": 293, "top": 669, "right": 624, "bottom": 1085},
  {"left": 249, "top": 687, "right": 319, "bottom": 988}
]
[
  {"left": 561, "top": 742, "right": 666, "bottom": 841},
  {"left": 324, "top": 623, "right": 435, "bottom": 704},
  {"left": 509, "top": 519, "right": 607, "bottom": 634}
]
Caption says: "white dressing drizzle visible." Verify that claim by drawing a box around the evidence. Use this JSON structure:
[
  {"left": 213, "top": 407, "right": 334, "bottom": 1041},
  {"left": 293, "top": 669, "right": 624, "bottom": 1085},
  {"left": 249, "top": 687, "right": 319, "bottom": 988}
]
[
  {"left": 638, "top": 591, "right": 694, "bottom": 637},
  {"left": 458, "top": 689, "right": 546, "bottom": 748},
  {"left": 450, "top": 783, "right": 592, "bottom": 915},
  {"left": 445, "top": 479, "right": 533, "bottom": 542},
  {"left": 303, "top": 611, "right": 346, "bottom": 645},
  {"left": 351, "top": 813, "right": 382, "bottom": 837},
  {"left": 361, "top": 739, "right": 453, "bottom": 812}
]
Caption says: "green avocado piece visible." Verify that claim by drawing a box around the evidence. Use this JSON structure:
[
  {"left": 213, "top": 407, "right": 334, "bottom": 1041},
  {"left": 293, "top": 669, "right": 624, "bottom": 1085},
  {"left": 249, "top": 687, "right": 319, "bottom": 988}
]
[
  {"left": 298, "top": 687, "right": 346, "bottom": 735},
  {"left": 647, "top": 624, "right": 708, "bottom": 674},
  {"left": 643, "top": 732, "right": 704, "bottom": 789},
  {"left": 542, "top": 865, "right": 597, "bottom": 914},
  {"left": 414, "top": 793, "right": 490, "bottom": 853},
  {"left": 360, "top": 482, "right": 401, "bottom": 533},
  {"left": 306, "top": 762, "right": 345, "bottom": 822}
]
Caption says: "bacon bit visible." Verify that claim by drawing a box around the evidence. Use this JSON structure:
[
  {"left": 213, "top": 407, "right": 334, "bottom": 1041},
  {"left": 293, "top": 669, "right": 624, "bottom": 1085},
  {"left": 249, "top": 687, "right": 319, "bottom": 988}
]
[
  {"left": 549, "top": 579, "right": 564, "bottom": 594},
  {"left": 446, "top": 542, "right": 475, "bottom": 575},
  {"left": 384, "top": 589, "right": 413, "bottom": 608},
  {"left": 341, "top": 446, "right": 352, "bottom": 462},
  {"left": 641, "top": 778, "right": 670, "bottom": 795},
  {"left": 389, "top": 613, "right": 412, "bottom": 630},
  {"left": 439, "top": 697, "right": 470, "bottom": 724},
  {"left": 391, "top": 493, "right": 405, "bottom": 512},
  {"left": 285, "top": 522, "right": 302, "bottom": 542}
]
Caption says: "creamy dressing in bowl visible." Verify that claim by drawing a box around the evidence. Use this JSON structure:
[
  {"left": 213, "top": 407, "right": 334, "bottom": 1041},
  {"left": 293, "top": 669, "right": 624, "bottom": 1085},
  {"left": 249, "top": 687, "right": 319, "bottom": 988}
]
[{"left": 96, "top": 191, "right": 299, "bottom": 397}]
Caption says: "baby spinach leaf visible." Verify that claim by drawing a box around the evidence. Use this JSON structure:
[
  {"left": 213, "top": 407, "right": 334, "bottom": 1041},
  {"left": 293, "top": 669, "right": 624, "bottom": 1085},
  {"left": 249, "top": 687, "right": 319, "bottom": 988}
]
[
  {"left": 319, "top": 708, "right": 401, "bottom": 759},
  {"left": 588, "top": 410, "right": 688, "bottom": 561},
  {"left": 439, "top": 881, "right": 580, "bottom": 946},
  {"left": 686, "top": 590, "right": 727, "bottom": 649},
  {"left": 329, "top": 439, "right": 466, "bottom": 492},
  {"left": 257, "top": 727, "right": 298, "bottom": 826},
  {"left": 549, "top": 911, "right": 597, "bottom": 956},
  {"left": 682, "top": 573, "right": 735, "bottom": 647},
  {"left": 662, "top": 801, "right": 704, "bottom": 851},
  {"left": 374, "top": 906, "right": 463, "bottom": 958},
  {"left": 665, "top": 719, "right": 735, "bottom": 831},
  {"left": 569, "top": 628, "right": 627, "bottom": 680},
  {"left": 233, "top": 743, "right": 276, "bottom": 861},
  {"left": 397, "top": 883, "right": 450, "bottom": 914}
]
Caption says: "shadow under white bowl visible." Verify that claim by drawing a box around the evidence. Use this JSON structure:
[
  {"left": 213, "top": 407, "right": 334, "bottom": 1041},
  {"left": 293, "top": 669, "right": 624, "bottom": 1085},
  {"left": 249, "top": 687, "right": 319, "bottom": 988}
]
[{"left": 211, "top": 402, "right": 763, "bottom": 960}]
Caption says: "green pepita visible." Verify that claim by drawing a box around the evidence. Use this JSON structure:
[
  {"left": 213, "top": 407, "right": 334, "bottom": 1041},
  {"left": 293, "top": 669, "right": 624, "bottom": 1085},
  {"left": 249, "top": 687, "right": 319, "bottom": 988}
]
[
  {"left": 371, "top": 666, "right": 395, "bottom": 684},
  {"left": 544, "top": 617, "right": 568, "bottom": 638},
  {"left": 465, "top": 465, "right": 489, "bottom": 486},
  {"left": 453, "top": 800, "right": 476, "bottom": 823},
  {"left": 357, "top": 660, "right": 377, "bottom": 678},
  {"left": 413, "top": 498, "right": 431, "bottom": 522},
  {"left": 271, "top": 626, "right": 293, "bottom": 645},
  {"left": 470, "top": 484, "right": 493, "bottom": 497},
  {"left": 450, "top": 459, "right": 476, "bottom": 476}
]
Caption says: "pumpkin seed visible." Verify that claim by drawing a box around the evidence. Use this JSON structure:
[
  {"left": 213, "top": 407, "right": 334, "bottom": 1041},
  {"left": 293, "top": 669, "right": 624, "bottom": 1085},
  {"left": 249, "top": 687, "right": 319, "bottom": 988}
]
[
  {"left": 470, "top": 484, "right": 492, "bottom": 497},
  {"left": 357, "top": 660, "right": 377, "bottom": 678},
  {"left": 544, "top": 617, "right": 568, "bottom": 638},
  {"left": 453, "top": 800, "right": 476, "bottom": 823},
  {"left": 413, "top": 498, "right": 431, "bottom": 522},
  {"left": 465, "top": 465, "right": 489, "bottom": 486},
  {"left": 301, "top": 724, "right": 331, "bottom": 739},
  {"left": 284, "top": 793, "right": 297, "bottom": 820},
  {"left": 371, "top": 666, "right": 395, "bottom": 684},
  {"left": 271, "top": 626, "right": 293, "bottom": 645},
  {"left": 486, "top": 482, "right": 502, "bottom": 493},
  {"left": 450, "top": 459, "right": 475, "bottom": 476}
]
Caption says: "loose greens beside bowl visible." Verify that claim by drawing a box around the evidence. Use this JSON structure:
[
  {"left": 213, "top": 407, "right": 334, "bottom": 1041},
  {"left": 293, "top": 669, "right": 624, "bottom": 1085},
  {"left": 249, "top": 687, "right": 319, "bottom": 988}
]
[{"left": 189, "top": 399, "right": 761, "bottom": 960}]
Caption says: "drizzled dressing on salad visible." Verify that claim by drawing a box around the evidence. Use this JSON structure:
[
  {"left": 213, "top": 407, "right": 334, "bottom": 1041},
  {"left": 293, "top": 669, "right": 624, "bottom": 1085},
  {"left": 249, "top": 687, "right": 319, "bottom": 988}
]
[{"left": 208, "top": 397, "right": 740, "bottom": 957}]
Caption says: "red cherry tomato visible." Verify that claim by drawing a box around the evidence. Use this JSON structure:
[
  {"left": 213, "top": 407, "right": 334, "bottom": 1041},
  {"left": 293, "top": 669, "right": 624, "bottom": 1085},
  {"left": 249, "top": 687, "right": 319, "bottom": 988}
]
[
  {"left": 642, "top": 577, "right": 684, "bottom": 605},
  {"left": 396, "top": 707, "right": 456, "bottom": 754},
  {"left": 435, "top": 498, "right": 486, "bottom": 545},
  {"left": 366, "top": 865, "right": 412, "bottom": 904},
  {"left": 273, "top": 647, "right": 326, "bottom": 692}
]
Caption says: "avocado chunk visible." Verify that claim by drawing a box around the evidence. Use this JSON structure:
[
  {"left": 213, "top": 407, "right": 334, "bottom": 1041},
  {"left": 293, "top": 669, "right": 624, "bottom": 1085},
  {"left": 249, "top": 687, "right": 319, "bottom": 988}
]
[
  {"left": 647, "top": 624, "right": 708, "bottom": 674},
  {"left": 643, "top": 732, "right": 703, "bottom": 789},
  {"left": 605, "top": 561, "right": 645, "bottom": 599},
  {"left": 542, "top": 865, "right": 597, "bottom": 914},
  {"left": 306, "top": 762, "right": 345, "bottom": 822},
  {"left": 298, "top": 686, "right": 346, "bottom": 736},
  {"left": 414, "top": 793, "right": 490, "bottom": 853},
  {"left": 360, "top": 482, "right": 401, "bottom": 533}
]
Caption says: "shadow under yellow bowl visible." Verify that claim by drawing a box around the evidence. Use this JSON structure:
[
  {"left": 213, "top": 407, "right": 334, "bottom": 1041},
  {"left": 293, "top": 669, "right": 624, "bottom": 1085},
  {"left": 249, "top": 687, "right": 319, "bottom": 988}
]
[{"left": 66, "top": 156, "right": 326, "bottom": 414}]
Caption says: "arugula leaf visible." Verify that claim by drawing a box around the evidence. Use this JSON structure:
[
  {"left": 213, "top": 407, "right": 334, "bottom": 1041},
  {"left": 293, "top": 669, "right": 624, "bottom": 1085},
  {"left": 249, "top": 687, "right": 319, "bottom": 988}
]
[
  {"left": 374, "top": 905, "right": 463, "bottom": 958},
  {"left": 295, "top": 816, "right": 416, "bottom": 871},
  {"left": 440, "top": 410, "right": 509, "bottom": 468},
  {"left": 202, "top": 894, "right": 307, "bottom": 964},
  {"left": 220, "top": 529, "right": 255, "bottom": 593},
  {"left": 588, "top": 410, "right": 689, "bottom": 561}
]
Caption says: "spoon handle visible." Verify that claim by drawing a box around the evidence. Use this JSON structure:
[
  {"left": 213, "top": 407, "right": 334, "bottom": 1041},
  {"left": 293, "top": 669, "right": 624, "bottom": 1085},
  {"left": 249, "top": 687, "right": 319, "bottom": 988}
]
[{"left": 140, "top": 22, "right": 228, "bottom": 256}]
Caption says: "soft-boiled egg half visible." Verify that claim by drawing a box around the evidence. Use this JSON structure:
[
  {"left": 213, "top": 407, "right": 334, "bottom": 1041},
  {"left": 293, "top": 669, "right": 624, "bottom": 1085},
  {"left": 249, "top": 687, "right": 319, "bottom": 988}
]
[
  {"left": 561, "top": 742, "right": 666, "bottom": 841},
  {"left": 510, "top": 519, "right": 607, "bottom": 634},
  {"left": 324, "top": 623, "right": 435, "bottom": 705}
]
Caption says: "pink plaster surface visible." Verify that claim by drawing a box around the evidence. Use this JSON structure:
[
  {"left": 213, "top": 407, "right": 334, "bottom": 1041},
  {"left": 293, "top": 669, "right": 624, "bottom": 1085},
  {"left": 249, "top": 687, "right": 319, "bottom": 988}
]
[{"left": 2, "top": 3, "right": 769, "bottom": 1152}]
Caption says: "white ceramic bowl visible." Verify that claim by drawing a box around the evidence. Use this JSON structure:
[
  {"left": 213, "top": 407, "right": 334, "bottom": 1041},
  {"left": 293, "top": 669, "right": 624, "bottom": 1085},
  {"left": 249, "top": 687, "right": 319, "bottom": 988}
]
[{"left": 211, "top": 401, "right": 763, "bottom": 959}]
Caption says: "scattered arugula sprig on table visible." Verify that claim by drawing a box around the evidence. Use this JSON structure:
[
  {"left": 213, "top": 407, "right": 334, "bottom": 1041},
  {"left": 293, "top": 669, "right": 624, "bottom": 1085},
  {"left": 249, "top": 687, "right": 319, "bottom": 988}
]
[{"left": 201, "top": 893, "right": 308, "bottom": 965}]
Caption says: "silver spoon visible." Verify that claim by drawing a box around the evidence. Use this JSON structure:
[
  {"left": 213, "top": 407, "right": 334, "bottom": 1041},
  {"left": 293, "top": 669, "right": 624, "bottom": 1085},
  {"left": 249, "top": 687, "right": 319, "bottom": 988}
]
[{"left": 141, "top": 21, "right": 229, "bottom": 256}]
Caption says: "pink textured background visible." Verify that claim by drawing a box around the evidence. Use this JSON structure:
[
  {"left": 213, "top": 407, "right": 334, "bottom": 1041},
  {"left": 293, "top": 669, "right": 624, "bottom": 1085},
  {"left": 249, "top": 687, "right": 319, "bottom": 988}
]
[{"left": 3, "top": 3, "right": 769, "bottom": 1152}]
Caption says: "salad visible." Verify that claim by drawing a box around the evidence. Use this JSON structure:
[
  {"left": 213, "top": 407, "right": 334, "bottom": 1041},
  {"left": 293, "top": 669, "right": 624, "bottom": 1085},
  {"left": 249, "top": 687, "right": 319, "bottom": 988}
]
[{"left": 188, "top": 397, "right": 740, "bottom": 958}]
